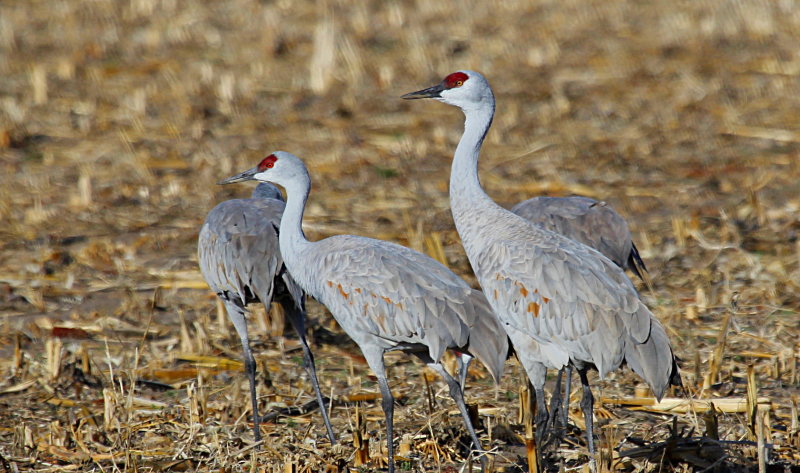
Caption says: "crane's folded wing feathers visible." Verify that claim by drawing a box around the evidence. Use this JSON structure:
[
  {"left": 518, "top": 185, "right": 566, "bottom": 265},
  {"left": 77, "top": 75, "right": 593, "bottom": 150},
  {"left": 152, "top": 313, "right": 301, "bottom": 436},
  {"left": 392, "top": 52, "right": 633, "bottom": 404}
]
[
  {"left": 473, "top": 230, "right": 653, "bottom": 378},
  {"left": 304, "top": 235, "right": 503, "bottom": 375}
]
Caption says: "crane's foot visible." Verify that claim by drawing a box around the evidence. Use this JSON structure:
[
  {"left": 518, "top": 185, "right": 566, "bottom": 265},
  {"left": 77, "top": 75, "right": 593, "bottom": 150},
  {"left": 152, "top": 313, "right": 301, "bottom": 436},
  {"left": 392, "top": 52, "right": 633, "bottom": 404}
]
[{"left": 255, "top": 396, "right": 330, "bottom": 423}]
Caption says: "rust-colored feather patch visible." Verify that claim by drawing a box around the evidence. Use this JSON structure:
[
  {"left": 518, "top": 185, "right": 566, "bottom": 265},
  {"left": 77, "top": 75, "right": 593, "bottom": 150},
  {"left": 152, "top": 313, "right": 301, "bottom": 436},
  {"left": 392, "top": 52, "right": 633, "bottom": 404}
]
[{"left": 527, "top": 301, "right": 541, "bottom": 317}]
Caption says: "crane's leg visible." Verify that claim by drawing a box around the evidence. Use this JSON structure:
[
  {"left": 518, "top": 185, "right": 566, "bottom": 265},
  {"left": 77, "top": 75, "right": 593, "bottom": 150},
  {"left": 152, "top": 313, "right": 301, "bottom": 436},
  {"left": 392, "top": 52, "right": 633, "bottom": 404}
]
[
  {"left": 563, "top": 365, "right": 572, "bottom": 429},
  {"left": 362, "top": 346, "right": 395, "bottom": 473},
  {"left": 547, "top": 368, "right": 564, "bottom": 433},
  {"left": 578, "top": 368, "right": 596, "bottom": 473},
  {"left": 455, "top": 352, "right": 474, "bottom": 393},
  {"left": 547, "top": 365, "right": 573, "bottom": 443},
  {"left": 533, "top": 383, "right": 549, "bottom": 446},
  {"left": 281, "top": 299, "right": 337, "bottom": 444},
  {"left": 513, "top": 351, "right": 549, "bottom": 449},
  {"left": 224, "top": 300, "right": 261, "bottom": 442},
  {"left": 427, "top": 361, "right": 487, "bottom": 473}
]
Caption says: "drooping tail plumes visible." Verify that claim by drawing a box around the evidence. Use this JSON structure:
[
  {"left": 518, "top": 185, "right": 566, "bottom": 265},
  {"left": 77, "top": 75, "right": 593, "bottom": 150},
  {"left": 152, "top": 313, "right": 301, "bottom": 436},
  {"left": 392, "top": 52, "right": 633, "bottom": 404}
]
[
  {"left": 464, "top": 289, "right": 509, "bottom": 383},
  {"left": 624, "top": 316, "right": 681, "bottom": 400}
]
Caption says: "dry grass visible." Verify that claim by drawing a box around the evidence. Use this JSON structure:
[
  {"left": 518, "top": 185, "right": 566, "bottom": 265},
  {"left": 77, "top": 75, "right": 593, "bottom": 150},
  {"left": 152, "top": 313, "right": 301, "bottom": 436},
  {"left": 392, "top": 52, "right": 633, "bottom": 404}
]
[{"left": 1, "top": 0, "right": 799, "bottom": 471}]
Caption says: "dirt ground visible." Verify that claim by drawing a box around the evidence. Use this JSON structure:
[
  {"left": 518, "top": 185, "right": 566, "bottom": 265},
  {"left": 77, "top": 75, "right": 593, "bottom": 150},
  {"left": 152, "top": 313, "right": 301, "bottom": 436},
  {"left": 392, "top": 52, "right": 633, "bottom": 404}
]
[{"left": 1, "top": 0, "right": 799, "bottom": 471}]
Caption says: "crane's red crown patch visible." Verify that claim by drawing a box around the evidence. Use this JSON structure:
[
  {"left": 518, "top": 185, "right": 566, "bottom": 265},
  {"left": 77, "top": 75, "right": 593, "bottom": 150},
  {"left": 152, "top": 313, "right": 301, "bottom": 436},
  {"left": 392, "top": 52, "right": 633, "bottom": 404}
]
[
  {"left": 444, "top": 72, "right": 469, "bottom": 89},
  {"left": 257, "top": 154, "right": 278, "bottom": 171}
]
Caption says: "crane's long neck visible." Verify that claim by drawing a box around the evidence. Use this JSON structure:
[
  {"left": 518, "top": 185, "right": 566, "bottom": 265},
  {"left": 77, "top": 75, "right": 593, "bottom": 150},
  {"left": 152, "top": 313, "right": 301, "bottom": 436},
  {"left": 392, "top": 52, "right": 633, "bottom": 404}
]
[
  {"left": 450, "top": 100, "right": 500, "bottom": 234},
  {"left": 276, "top": 176, "right": 314, "bottom": 272}
]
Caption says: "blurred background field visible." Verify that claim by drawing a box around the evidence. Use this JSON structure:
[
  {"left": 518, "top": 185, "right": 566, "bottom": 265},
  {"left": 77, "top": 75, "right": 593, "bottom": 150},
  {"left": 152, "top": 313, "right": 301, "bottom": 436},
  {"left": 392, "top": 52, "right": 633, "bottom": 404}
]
[{"left": 0, "top": 0, "right": 799, "bottom": 471}]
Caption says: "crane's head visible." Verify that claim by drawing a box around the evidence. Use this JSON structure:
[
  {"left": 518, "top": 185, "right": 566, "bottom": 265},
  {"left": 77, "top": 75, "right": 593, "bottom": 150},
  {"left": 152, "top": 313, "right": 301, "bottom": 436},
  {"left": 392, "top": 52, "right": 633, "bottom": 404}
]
[
  {"left": 401, "top": 70, "right": 494, "bottom": 111},
  {"left": 218, "top": 151, "right": 308, "bottom": 189}
]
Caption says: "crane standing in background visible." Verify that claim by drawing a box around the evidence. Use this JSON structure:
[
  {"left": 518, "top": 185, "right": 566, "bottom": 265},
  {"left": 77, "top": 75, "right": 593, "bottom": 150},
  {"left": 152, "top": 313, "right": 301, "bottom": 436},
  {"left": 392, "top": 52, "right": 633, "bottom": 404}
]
[
  {"left": 198, "top": 182, "right": 336, "bottom": 444},
  {"left": 511, "top": 195, "right": 647, "bottom": 281}
]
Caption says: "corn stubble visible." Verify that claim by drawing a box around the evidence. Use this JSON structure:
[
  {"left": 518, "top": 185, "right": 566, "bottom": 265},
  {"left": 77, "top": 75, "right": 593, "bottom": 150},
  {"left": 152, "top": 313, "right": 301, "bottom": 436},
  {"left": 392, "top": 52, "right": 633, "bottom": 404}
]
[{"left": 0, "top": 0, "right": 799, "bottom": 471}]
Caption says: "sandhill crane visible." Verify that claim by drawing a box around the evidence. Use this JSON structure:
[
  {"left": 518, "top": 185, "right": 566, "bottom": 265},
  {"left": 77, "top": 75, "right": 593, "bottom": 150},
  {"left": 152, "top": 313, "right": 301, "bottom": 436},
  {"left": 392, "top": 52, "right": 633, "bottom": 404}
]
[
  {"left": 511, "top": 196, "right": 647, "bottom": 280},
  {"left": 198, "top": 182, "right": 335, "bottom": 444},
  {"left": 219, "top": 151, "right": 508, "bottom": 473},
  {"left": 403, "top": 71, "right": 680, "bottom": 470},
  {"left": 459, "top": 195, "right": 651, "bottom": 431}
]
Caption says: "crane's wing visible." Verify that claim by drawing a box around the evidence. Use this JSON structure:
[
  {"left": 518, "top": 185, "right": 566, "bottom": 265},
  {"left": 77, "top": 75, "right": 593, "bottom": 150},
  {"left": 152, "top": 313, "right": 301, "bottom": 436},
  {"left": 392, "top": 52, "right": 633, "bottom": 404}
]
[
  {"left": 304, "top": 235, "right": 506, "bottom": 380},
  {"left": 198, "top": 198, "right": 287, "bottom": 307},
  {"left": 472, "top": 224, "right": 652, "bottom": 379}
]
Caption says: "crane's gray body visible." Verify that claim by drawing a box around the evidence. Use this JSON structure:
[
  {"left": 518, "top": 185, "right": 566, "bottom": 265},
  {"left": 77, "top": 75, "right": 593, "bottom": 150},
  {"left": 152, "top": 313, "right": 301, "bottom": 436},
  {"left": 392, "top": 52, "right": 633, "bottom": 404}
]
[
  {"left": 197, "top": 182, "right": 335, "bottom": 443},
  {"left": 455, "top": 200, "right": 674, "bottom": 392},
  {"left": 511, "top": 196, "right": 646, "bottom": 279},
  {"left": 457, "top": 195, "right": 650, "bottom": 427},
  {"left": 288, "top": 233, "right": 507, "bottom": 379}
]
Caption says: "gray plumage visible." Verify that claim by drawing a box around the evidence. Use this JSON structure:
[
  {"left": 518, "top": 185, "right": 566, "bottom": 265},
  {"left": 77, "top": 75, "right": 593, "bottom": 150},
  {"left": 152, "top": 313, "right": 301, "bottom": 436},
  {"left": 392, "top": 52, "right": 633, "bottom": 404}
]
[
  {"left": 297, "top": 234, "right": 507, "bottom": 382},
  {"left": 457, "top": 196, "right": 649, "bottom": 408},
  {"left": 511, "top": 196, "right": 646, "bottom": 279},
  {"left": 510, "top": 195, "right": 649, "bottom": 432},
  {"left": 465, "top": 212, "right": 675, "bottom": 390},
  {"left": 219, "top": 151, "right": 509, "bottom": 473},
  {"left": 197, "top": 182, "right": 335, "bottom": 444},
  {"left": 404, "top": 70, "right": 680, "bottom": 470}
]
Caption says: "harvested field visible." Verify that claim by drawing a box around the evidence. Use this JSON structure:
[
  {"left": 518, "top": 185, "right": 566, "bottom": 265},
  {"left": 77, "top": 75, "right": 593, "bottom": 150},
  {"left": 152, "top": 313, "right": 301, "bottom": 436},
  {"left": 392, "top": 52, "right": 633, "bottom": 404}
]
[{"left": 1, "top": 0, "right": 799, "bottom": 471}]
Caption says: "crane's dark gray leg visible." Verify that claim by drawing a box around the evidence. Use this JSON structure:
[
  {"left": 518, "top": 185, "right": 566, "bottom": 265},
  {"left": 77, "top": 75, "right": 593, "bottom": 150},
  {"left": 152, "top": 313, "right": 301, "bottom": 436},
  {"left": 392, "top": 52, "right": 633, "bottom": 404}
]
[
  {"left": 547, "top": 365, "right": 573, "bottom": 441},
  {"left": 533, "top": 384, "right": 549, "bottom": 445},
  {"left": 547, "top": 368, "right": 564, "bottom": 433},
  {"left": 428, "top": 362, "right": 487, "bottom": 473},
  {"left": 455, "top": 352, "right": 473, "bottom": 393},
  {"left": 224, "top": 300, "right": 262, "bottom": 442},
  {"left": 282, "top": 299, "right": 336, "bottom": 444},
  {"left": 515, "top": 355, "right": 549, "bottom": 450},
  {"left": 563, "top": 365, "right": 572, "bottom": 429},
  {"left": 363, "top": 347, "right": 395, "bottom": 473},
  {"left": 578, "top": 368, "right": 596, "bottom": 473}
]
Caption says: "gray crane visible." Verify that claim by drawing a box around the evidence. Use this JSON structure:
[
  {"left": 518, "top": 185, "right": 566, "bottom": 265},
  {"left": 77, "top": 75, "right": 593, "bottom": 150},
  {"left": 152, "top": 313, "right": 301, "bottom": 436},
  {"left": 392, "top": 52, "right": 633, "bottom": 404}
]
[
  {"left": 198, "top": 182, "right": 335, "bottom": 444},
  {"left": 511, "top": 196, "right": 647, "bottom": 280},
  {"left": 219, "top": 151, "right": 508, "bottom": 473},
  {"left": 458, "top": 195, "right": 650, "bottom": 433},
  {"left": 404, "top": 70, "right": 680, "bottom": 471}
]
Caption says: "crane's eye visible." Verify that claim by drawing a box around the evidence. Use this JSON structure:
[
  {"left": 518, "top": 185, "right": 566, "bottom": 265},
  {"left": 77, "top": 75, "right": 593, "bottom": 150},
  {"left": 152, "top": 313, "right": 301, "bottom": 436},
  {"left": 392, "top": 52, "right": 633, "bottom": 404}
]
[
  {"left": 258, "top": 154, "right": 279, "bottom": 171},
  {"left": 443, "top": 72, "right": 469, "bottom": 89}
]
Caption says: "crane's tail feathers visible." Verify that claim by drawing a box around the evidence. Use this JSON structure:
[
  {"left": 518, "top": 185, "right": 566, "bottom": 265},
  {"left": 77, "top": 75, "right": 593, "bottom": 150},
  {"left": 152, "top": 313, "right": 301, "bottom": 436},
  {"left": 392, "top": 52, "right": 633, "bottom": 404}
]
[
  {"left": 624, "top": 317, "right": 680, "bottom": 401},
  {"left": 628, "top": 243, "right": 648, "bottom": 280},
  {"left": 629, "top": 244, "right": 656, "bottom": 296},
  {"left": 464, "top": 290, "right": 508, "bottom": 383},
  {"left": 279, "top": 270, "right": 306, "bottom": 313}
]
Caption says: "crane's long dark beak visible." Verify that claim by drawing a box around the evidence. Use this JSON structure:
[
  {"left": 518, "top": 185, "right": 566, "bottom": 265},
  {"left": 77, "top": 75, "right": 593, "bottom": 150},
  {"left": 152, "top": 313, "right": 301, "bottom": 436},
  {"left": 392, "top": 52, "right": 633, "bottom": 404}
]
[
  {"left": 401, "top": 82, "right": 444, "bottom": 99},
  {"left": 218, "top": 167, "right": 258, "bottom": 185}
]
